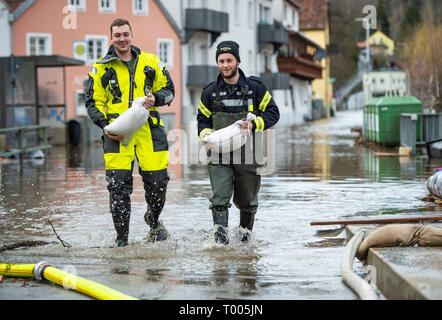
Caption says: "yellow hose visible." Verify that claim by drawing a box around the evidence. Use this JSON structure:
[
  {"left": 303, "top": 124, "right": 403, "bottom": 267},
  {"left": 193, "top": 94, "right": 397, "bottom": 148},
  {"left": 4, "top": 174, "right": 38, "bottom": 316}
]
[
  {"left": 0, "top": 262, "right": 138, "bottom": 300},
  {"left": 0, "top": 264, "right": 35, "bottom": 278}
]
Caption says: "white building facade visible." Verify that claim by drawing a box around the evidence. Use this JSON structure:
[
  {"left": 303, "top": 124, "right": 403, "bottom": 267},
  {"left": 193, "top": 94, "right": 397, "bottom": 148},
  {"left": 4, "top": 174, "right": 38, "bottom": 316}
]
[
  {"left": 0, "top": 0, "right": 12, "bottom": 57},
  {"left": 167, "top": 0, "right": 323, "bottom": 127},
  {"left": 363, "top": 71, "right": 408, "bottom": 104}
]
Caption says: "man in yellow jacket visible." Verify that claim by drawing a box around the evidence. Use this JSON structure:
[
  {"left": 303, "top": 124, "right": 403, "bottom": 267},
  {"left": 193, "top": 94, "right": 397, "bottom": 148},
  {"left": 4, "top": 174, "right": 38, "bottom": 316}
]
[{"left": 86, "top": 19, "right": 175, "bottom": 247}]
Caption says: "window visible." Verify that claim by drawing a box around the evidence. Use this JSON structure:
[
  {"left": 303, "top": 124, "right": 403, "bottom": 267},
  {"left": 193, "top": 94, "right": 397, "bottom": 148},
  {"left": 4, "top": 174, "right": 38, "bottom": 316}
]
[
  {"left": 133, "top": 0, "right": 148, "bottom": 15},
  {"left": 85, "top": 35, "right": 108, "bottom": 64},
  {"left": 200, "top": 44, "right": 208, "bottom": 65},
  {"left": 293, "top": 9, "right": 299, "bottom": 31},
  {"left": 259, "top": 4, "right": 271, "bottom": 23},
  {"left": 234, "top": 0, "right": 240, "bottom": 25},
  {"left": 248, "top": 49, "right": 254, "bottom": 74},
  {"left": 68, "top": 0, "right": 86, "bottom": 11},
  {"left": 221, "top": 0, "right": 227, "bottom": 12},
  {"left": 27, "top": 33, "right": 52, "bottom": 56},
  {"left": 188, "top": 42, "right": 195, "bottom": 64},
  {"left": 158, "top": 39, "right": 174, "bottom": 69},
  {"left": 98, "top": 0, "right": 116, "bottom": 13},
  {"left": 248, "top": 0, "right": 254, "bottom": 28}
]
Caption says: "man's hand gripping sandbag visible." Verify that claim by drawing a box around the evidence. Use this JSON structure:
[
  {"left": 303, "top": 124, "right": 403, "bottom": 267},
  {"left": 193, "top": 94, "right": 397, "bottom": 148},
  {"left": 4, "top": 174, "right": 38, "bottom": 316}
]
[
  {"left": 104, "top": 96, "right": 150, "bottom": 147},
  {"left": 202, "top": 112, "right": 256, "bottom": 153}
]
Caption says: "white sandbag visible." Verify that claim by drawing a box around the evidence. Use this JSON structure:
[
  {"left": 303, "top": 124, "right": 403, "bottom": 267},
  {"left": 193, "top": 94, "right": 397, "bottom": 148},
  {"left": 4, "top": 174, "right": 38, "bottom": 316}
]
[
  {"left": 104, "top": 96, "right": 149, "bottom": 147},
  {"left": 202, "top": 113, "right": 256, "bottom": 153},
  {"left": 426, "top": 170, "right": 442, "bottom": 199}
]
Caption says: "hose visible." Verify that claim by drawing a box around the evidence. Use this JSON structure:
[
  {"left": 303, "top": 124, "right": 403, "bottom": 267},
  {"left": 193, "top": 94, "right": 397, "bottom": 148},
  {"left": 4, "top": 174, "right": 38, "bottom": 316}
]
[
  {"left": 341, "top": 232, "right": 378, "bottom": 300},
  {"left": 0, "top": 262, "right": 138, "bottom": 300}
]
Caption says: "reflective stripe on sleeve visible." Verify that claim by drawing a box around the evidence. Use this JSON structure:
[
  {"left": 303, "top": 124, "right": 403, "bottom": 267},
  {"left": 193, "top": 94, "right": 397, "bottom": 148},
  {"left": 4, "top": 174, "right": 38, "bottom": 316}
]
[
  {"left": 198, "top": 100, "right": 212, "bottom": 118},
  {"left": 253, "top": 116, "right": 265, "bottom": 132},
  {"left": 199, "top": 128, "right": 213, "bottom": 140},
  {"left": 259, "top": 91, "right": 272, "bottom": 112}
]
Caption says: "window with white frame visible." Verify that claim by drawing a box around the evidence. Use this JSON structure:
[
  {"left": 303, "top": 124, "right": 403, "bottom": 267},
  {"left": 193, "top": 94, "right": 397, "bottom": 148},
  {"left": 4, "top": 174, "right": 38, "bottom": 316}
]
[
  {"left": 188, "top": 42, "right": 195, "bottom": 64},
  {"left": 98, "top": 0, "right": 116, "bottom": 13},
  {"left": 133, "top": 0, "right": 148, "bottom": 15},
  {"left": 221, "top": 0, "right": 227, "bottom": 12},
  {"left": 27, "top": 33, "right": 52, "bottom": 56},
  {"left": 248, "top": 0, "right": 254, "bottom": 28},
  {"left": 259, "top": 4, "right": 271, "bottom": 23},
  {"left": 158, "top": 39, "right": 173, "bottom": 69},
  {"left": 85, "top": 35, "right": 108, "bottom": 64},
  {"left": 68, "top": 0, "right": 86, "bottom": 11},
  {"left": 234, "top": 0, "right": 240, "bottom": 25}
]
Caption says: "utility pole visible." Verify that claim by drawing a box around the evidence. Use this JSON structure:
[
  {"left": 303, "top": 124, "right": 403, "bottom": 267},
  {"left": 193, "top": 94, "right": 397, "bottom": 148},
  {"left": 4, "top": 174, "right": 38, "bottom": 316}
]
[{"left": 355, "top": 17, "right": 371, "bottom": 73}]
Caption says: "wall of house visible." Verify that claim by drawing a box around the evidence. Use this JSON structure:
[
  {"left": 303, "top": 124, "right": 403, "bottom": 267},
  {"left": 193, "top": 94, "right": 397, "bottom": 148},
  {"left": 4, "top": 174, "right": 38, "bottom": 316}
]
[
  {"left": 0, "top": 1, "right": 11, "bottom": 57},
  {"left": 12, "top": 0, "right": 182, "bottom": 129},
  {"left": 302, "top": 28, "right": 333, "bottom": 113},
  {"left": 370, "top": 31, "right": 395, "bottom": 55}
]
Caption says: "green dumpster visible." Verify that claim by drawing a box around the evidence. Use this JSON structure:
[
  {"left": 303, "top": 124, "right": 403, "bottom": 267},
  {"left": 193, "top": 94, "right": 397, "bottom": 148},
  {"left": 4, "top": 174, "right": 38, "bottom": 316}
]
[{"left": 364, "top": 96, "right": 422, "bottom": 146}]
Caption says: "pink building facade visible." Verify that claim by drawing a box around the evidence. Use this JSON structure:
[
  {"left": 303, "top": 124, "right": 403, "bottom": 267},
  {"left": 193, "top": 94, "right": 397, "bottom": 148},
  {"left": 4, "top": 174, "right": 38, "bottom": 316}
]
[{"left": 10, "top": 0, "right": 182, "bottom": 130}]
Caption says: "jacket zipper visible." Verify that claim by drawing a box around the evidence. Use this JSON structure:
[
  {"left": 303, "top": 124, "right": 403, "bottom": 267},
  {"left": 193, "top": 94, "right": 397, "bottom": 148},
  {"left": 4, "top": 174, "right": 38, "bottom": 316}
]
[{"left": 123, "top": 54, "right": 139, "bottom": 108}]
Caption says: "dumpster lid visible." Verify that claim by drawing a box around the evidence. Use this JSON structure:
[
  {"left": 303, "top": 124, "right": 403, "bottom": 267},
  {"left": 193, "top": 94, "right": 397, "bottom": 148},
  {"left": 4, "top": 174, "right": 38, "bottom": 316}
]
[{"left": 366, "top": 96, "right": 422, "bottom": 107}]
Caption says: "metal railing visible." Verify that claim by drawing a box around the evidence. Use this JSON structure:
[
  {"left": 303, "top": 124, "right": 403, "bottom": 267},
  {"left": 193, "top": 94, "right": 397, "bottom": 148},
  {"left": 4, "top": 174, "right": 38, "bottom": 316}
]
[
  {"left": 400, "top": 113, "right": 442, "bottom": 154},
  {"left": 0, "top": 125, "right": 51, "bottom": 161}
]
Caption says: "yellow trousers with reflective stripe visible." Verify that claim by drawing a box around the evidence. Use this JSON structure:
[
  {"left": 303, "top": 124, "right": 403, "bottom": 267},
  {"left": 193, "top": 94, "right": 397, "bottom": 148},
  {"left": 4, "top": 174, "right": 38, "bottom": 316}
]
[{"left": 103, "top": 116, "right": 169, "bottom": 171}]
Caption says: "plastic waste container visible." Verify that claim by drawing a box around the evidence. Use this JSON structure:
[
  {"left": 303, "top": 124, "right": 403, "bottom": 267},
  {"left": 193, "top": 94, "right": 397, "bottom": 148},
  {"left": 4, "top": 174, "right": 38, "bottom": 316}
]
[{"left": 364, "top": 96, "right": 422, "bottom": 146}]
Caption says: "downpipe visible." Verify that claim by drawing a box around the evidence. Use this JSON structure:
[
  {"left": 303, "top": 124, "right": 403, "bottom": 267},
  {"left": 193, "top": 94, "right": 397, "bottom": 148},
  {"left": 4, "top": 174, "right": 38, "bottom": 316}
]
[
  {"left": 0, "top": 261, "right": 138, "bottom": 300},
  {"left": 341, "top": 232, "right": 378, "bottom": 300}
]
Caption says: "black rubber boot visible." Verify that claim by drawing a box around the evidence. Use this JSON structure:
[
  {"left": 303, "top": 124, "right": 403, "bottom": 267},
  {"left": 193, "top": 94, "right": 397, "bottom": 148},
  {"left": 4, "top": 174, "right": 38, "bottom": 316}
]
[
  {"left": 106, "top": 170, "right": 133, "bottom": 248},
  {"left": 239, "top": 211, "right": 255, "bottom": 243},
  {"left": 144, "top": 206, "right": 168, "bottom": 242},
  {"left": 212, "top": 207, "right": 229, "bottom": 245}
]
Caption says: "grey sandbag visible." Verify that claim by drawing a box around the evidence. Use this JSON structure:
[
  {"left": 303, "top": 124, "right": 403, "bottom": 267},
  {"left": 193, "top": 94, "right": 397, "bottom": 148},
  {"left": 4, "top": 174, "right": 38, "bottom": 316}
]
[{"left": 356, "top": 224, "right": 442, "bottom": 261}]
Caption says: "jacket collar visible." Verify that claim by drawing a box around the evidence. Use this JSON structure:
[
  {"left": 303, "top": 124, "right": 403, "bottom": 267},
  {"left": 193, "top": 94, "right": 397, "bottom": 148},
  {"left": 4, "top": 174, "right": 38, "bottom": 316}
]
[
  {"left": 216, "top": 68, "right": 248, "bottom": 89},
  {"left": 97, "top": 45, "right": 141, "bottom": 64}
]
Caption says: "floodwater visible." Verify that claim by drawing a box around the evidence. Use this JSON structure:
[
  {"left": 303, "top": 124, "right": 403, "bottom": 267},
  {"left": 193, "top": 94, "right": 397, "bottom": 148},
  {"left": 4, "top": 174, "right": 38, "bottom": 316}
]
[{"left": 0, "top": 109, "right": 440, "bottom": 300}]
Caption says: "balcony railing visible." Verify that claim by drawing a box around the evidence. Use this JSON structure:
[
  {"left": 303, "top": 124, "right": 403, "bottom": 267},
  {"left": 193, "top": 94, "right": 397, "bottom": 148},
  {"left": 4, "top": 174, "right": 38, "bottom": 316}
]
[
  {"left": 258, "top": 22, "right": 289, "bottom": 51},
  {"left": 277, "top": 56, "right": 323, "bottom": 80},
  {"left": 187, "top": 65, "right": 219, "bottom": 87},
  {"left": 185, "top": 9, "right": 229, "bottom": 44},
  {"left": 260, "top": 72, "right": 290, "bottom": 90}
]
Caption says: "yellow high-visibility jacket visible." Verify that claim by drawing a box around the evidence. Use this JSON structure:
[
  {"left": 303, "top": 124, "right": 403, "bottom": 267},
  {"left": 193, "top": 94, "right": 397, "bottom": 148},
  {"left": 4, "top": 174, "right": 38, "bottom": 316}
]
[
  {"left": 85, "top": 45, "right": 174, "bottom": 172},
  {"left": 86, "top": 45, "right": 174, "bottom": 129}
]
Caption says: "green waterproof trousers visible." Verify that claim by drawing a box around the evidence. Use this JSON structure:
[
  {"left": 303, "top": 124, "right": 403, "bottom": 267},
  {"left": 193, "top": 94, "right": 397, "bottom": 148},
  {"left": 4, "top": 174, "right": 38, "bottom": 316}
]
[{"left": 208, "top": 163, "right": 261, "bottom": 228}]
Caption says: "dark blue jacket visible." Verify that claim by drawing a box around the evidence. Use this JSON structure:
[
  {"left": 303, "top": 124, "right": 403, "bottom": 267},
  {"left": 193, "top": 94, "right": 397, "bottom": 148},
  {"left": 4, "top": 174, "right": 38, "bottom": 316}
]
[{"left": 197, "top": 68, "right": 280, "bottom": 139}]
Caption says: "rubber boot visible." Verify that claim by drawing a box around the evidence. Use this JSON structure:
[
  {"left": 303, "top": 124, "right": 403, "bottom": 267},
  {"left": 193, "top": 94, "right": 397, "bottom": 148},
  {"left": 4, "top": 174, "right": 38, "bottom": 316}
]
[
  {"left": 106, "top": 170, "right": 133, "bottom": 248},
  {"left": 239, "top": 211, "right": 255, "bottom": 243},
  {"left": 144, "top": 206, "right": 168, "bottom": 242},
  {"left": 212, "top": 207, "right": 229, "bottom": 245}
]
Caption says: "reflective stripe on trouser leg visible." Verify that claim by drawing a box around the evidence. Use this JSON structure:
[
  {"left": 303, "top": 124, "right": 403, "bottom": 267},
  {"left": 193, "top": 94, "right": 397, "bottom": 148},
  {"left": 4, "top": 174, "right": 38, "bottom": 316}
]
[
  {"left": 139, "top": 168, "right": 170, "bottom": 228},
  {"left": 106, "top": 169, "right": 133, "bottom": 241}
]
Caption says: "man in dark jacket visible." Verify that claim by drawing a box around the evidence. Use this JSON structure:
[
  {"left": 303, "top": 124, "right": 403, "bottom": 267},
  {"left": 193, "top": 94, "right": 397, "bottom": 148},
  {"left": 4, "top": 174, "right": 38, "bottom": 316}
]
[{"left": 197, "top": 40, "right": 280, "bottom": 244}]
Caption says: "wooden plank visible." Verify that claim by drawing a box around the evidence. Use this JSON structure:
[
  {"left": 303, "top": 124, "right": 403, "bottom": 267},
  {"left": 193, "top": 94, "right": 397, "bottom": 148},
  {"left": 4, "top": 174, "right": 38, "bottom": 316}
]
[
  {"left": 374, "top": 152, "right": 409, "bottom": 157},
  {"left": 310, "top": 216, "right": 442, "bottom": 226}
]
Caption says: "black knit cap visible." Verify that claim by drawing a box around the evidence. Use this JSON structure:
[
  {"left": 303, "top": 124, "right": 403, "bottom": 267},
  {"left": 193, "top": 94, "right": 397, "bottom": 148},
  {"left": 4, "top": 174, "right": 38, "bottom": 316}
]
[{"left": 216, "top": 40, "right": 241, "bottom": 62}]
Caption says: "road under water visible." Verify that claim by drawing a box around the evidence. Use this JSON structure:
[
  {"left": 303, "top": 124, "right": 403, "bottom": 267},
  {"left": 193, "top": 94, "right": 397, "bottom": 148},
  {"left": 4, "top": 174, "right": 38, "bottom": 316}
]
[{"left": 0, "top": 109, "right": 440, "bottom": 300}]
